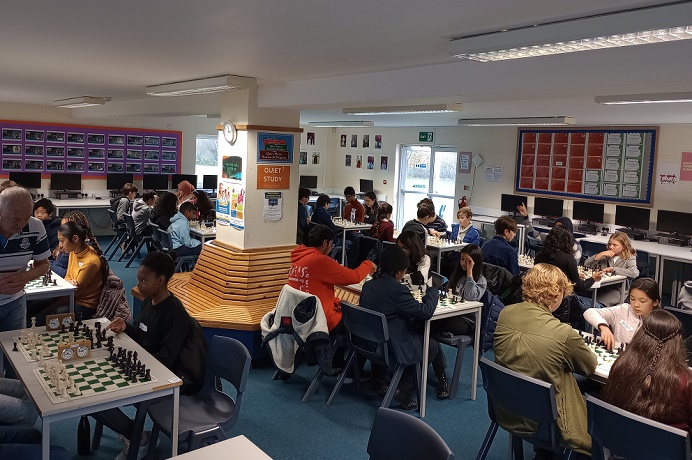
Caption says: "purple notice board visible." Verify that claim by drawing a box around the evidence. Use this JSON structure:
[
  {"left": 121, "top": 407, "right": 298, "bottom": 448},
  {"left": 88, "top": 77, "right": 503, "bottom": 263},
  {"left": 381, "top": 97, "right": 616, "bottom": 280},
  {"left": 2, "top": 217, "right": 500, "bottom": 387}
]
[{"left": 0, "top": 120, "right": 181, "bottom": 176}]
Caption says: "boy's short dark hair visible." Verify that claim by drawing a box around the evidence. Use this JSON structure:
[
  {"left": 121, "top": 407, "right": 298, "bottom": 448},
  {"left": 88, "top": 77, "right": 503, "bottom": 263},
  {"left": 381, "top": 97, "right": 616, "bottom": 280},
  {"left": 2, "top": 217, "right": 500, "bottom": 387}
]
[
  {"left": 141, "top": 251, "right": 176, "bottom": 281},
  {"left": 179, "top": 201, "right": 197, "bottom": 214},
  {"left": 316, "top": 193, "right": 331, "bottom": 207},
  {"left": 344, "top": 186, "right": 356, "bottom": 196},
  {"left": 416, "top": 203, "right": 435, "bottom": 219},
  {"left": 33, "top": 198, "right": 55, "bottom": 216},
  {"left": 307, "top": 224, "right": 334, "bottom": 248},
  {"left": 142, "top": 190, "right": 157, "bottom": 202},
  {"left": 122, "top": 183, "right": 138, "bottom": 195},
  {"left": 495, "top": 215, "right": 518, "bottom": 234},
  {"left": 299, "top": 187, "right": 311, "bottom": 200}
]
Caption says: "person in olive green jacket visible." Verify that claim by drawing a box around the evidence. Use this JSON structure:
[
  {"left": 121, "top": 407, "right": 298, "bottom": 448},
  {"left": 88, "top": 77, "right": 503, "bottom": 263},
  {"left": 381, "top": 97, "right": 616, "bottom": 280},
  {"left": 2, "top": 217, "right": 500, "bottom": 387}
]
[{"left": 494, "top": 263, "right": 597, "bottom": 456}]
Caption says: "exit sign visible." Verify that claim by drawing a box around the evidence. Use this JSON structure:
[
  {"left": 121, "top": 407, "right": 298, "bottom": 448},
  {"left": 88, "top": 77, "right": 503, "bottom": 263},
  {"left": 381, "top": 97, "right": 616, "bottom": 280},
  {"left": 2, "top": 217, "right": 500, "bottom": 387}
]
[{"left": 419, "top": 131, "right": 434, "bottom": 142}]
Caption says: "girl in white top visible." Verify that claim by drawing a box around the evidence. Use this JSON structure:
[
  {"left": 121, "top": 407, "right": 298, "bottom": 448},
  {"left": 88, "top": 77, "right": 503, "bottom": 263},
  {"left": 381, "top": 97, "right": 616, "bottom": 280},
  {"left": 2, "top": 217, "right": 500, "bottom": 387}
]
[
  {"left": 584, "top": 277, "right": 660, "bottom": 349},
  {"left": 396, "top": 230, "right": 431, "bottom": 287}
]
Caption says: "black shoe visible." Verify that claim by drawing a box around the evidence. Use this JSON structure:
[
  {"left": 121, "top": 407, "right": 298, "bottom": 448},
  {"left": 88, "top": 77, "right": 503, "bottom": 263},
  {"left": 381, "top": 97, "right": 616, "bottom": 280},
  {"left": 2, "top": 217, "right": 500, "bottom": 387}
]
[
  {"left": 394, "top": 389, "right": 418, "bottom": 411},
  {"left": 436, "top": 372, "right": 450, "bottom": 400},
  {"left": 369, "top": 377, "right": 388, "bottom": 397}
]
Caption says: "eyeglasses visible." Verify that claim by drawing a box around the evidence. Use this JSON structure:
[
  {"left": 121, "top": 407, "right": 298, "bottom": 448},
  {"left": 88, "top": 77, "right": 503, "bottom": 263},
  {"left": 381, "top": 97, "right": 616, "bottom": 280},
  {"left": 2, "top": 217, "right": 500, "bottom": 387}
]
[{"left": 345, "top": 194, "right": 354, "bottom": 199}]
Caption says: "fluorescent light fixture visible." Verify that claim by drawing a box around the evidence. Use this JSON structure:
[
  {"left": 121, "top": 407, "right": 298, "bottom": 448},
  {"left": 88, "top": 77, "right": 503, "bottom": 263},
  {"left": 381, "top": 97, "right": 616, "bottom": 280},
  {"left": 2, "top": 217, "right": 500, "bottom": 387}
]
[
  {"left": 308, "top": 121, "right": 375, "bottom": 127},
  {"left": 449, "top": 2, "right": 692, "bottom": 62},
  {"left": 146, "top": 75, "right": 257, "bottom": 97},
  {"left": 458, "top": 117, "right": 576, "bottom": 126},
  {"left": 343, "top": 103, "right": 463, "bottom": 115},
  {"left": 53, "top": 96, "right": 110, "bottom": 108},
  {"left": 595, "top": 92, "right": 692, "bottom": 104}
]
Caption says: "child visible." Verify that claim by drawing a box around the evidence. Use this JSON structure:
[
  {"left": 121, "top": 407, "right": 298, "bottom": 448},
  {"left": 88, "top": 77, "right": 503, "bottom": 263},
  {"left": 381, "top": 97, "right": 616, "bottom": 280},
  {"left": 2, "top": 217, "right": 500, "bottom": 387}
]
[
  {"left": 396, "top": 230, "right": 431, "bottom": 286},
  {"left": 360, "top": 245, "right": 448, "bottom": 406},
  {"left": 131, "top": 190, "right": 157, "bottom": 237},
  {"left": 602, "top": 309, "right": 692, "bottom": 436},
  {"left": 369, "top": 202, "right": 394, "bottom": 242},
  {"left": 110, "top": 183, "right": 138, "bottom": 231},
  {"left": 584, "top": 232, "right": 639, "bottom": 306},
  {"left": 99, "top": 252, "right": 208, "bottom": 460},
  {"left": 193, "top": 190, "right": 215, "bottom": 222},
  {"left": 176, "top": 180, "right": 196, "bottom": 206},
  {"left": 49, "top": 211, "right": 93, "bottom": 278},
  {"left": 418, "top": 197, "right": 447, "bottom": 238},
  {"left": 33, "top": 198, "right": 61, "bottom": 255},
  {"left": 363, "top": 191, "right": 379, "bottom": 225},
  {"left": 518, "top": 202, "right": 582, "bottom": 261},
  {"left": 456, "top": 207, "right": 480, "bottom": 245},
  {"left": 150, "top": 192, "right": 178, "bottom": 231},
  {"left": 481, "top": 216, "right": 520, "bottom": 276},
  {"left": 584, "top": 277, "right": 660, "bottom": 349},
  {"left": 297, "top": 187, "right": 311, "bottom": 244},
  {"left": 401, "top": 203, "right": 436, "bottom": 242},
  {"left": 168, "top": 201, "right": 202, "bottom": 257}
]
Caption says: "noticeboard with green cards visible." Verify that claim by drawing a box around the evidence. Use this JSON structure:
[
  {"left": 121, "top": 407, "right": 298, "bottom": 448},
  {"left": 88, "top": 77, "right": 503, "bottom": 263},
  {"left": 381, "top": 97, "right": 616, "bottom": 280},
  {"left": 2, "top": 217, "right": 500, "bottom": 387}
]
[{"left": 515, "top": 127, "right": 658, "bottom": 206}]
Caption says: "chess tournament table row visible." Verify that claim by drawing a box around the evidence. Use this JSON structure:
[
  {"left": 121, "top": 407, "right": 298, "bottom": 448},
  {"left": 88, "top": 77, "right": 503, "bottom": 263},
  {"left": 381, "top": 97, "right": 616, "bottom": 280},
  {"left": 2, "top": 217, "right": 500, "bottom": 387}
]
[
  {"left": 331, "top": 218, "right": 373, "bottom": 265},
  {"left": 336, "top": 280, "right": 482, "bottom": 418},
  {"left": 25, "top": 271, "right": 76, "bottom": 312},
  {"left": 0, "top": 318, "right": 182, "bottom": 460}
]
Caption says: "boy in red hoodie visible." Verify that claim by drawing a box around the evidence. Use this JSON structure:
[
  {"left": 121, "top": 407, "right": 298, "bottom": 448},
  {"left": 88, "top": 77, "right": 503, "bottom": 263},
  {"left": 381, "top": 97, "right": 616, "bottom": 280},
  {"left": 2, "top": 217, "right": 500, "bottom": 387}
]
[{"left": 288, "top": 224, "right": 376, "bottom": 333}]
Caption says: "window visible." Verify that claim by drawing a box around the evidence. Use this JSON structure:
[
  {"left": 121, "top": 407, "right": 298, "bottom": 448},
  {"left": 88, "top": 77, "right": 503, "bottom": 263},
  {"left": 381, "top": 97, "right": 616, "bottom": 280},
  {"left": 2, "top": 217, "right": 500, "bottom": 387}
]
[{"left": 195, "top": 135, "right": 218, "bottom": 187}]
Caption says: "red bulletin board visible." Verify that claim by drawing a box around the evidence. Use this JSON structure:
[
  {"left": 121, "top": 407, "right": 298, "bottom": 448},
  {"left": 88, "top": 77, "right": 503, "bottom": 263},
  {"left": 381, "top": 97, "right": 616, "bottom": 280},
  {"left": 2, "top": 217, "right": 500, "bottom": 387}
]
[{"left": 515, "top": 128, "right": 658, "bottom": 206}]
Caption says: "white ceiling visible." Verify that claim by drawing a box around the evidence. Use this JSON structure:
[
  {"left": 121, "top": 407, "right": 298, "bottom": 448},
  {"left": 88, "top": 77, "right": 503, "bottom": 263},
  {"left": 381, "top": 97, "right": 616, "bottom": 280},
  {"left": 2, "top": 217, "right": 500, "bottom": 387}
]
[{"left": 2, "top": 0, "right": 691, "bottom": 126}]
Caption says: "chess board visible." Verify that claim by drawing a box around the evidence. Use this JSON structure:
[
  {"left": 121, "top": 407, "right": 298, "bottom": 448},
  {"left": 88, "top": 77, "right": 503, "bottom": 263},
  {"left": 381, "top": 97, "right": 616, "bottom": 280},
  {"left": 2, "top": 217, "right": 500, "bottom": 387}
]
[
  {"left": 518, "top": 254, "right": 535, "bottom": 268},
  {"left": 13, "top": 330, "right": 118, "bottom": 363},
  {"left": 585, "top": 341, "right": 620, "bottom": 377},
  {"left": 34, "top": 357, "right": 157, "bottom": 404},
  {"left": 426, "top": 236, "right": 465, "bottom": 248},
  {"left": 25, "top": 277, "right": 58, "bottom": 292},
  {"left": 412, "top": 289, "right": 466, "bottom": 310}
]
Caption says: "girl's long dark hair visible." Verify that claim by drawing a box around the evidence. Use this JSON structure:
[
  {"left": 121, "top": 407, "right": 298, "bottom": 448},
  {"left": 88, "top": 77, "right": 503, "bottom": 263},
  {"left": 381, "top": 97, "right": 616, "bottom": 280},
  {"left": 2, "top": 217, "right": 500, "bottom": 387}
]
[
  {"left": 602, "top": 309, "right": 689, "bottom": 424},
  {"left": 59, "top": 220, "right": 109, "bottom": 285},
  {"left": 396, "top": 230, "right": 425, "bottom": 268},
  {"left": 153, "top": 191, "right": 178, "bottom": 219},
  {"left": 460, "top": 244, "right": 483, "bottom": 281},
  {"left": 541, "top": 225, "right": 575, "bottom": 258}
]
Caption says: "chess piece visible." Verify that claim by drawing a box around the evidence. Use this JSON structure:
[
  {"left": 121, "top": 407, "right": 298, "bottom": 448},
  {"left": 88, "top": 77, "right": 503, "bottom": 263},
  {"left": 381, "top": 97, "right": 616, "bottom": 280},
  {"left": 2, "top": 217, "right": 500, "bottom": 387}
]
[
  {"left": 12, "top": 341, "right": 17, "bottom": 352},
  {"left": 144, "top": 369, "right": 151, "bottom": 381},
  {"left": 31, "top": 317, "right": 37, "bottom": 330}
]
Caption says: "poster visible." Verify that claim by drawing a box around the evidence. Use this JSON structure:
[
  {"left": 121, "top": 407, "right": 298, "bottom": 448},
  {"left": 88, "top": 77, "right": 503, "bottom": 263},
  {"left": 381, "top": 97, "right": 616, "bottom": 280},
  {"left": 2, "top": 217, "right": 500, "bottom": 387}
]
[
  {"left": 656, "top": 160, "right": 679, "bottom": 192},
  {"left": 379, "top": 155, "right": 388, "bottom": 171},
  {"left": 366, "top": 155, "right": 374, "bottom": 170},
  {"left": 263, "top": 192, "right": 282, "bottom": 222},
  {"left": 299, "top": 151, "right": 307, "bottom": 165},
  {"left": 257, "top": 132, "right": 294, "bottom": 163},
  {"left": 484, "top": 166, "right": 503, "bottom": 182},
  {"left": 457, "top": 151, "right": 471, "bottom": 173},
  {"left": 681, "top": 152, "right": 692, "bottom": 181},
  {"left": 344, "top": 154, "right": 352, "bottom": 169}
]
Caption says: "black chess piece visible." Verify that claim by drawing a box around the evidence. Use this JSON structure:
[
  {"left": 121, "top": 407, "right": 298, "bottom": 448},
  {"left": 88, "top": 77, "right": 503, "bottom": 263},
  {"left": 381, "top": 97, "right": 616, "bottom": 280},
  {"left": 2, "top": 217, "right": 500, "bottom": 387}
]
[
  {"left": 130, "top": 372, "right": 138, "bottom": 383},
  {"left": 60, "top": 323, "right": 66, "bottom": 333},
  {"left": 12, "top": 341, "right": 17, "bottom": 352},
  {"left": 133, "top": 351, "right": 138, "bottom": 363},
  {"left": 144, "top": 369, "right": 151, "bottom": 381}
]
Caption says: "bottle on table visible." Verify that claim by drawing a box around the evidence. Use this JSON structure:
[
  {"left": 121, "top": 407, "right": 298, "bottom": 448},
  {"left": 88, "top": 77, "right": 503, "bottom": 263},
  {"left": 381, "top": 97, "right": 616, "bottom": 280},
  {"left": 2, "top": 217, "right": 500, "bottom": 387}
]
[
  {"left": 350, "top": 209, "right": 356, "bottom": 223},
  {"left": 77, "top": 414, "right": 91, "bottom": 455}
]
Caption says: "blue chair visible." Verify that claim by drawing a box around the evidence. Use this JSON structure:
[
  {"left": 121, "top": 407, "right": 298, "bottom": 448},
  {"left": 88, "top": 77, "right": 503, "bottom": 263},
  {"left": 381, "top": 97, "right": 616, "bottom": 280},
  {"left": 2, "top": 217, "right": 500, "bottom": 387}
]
[
  {"left": 476, "top": 357, "right": 575, "bottom": 460},
  {"left": 636, "top": 249, "right": 652, "bottom": 279},
  {"left": 665, "top": 307, "right": 692, "bottom": 339},
  {"left": 119, "top": 213, "right": 153, "bottom": 267},
  {"left": 104, "top": 209, "right": 128, "bottom": 260},
  {"left": 155, "top": 225, "right": 199, "bottom": 272},
  {"left": 580, "top": 240, "right": 606, "bottom": 265},
  {"left": 367, "top": 407, "right": 454, "bottom": 460},
  {"left": 587, "top": 395, "right": 690, "bottom": 460}
]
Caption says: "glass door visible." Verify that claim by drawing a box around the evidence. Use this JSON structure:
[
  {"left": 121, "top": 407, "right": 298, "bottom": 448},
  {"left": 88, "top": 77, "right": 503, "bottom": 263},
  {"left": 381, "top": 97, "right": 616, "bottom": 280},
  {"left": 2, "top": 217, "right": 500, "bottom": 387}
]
[{"left": 397, "top": 145, "right": 457, "bottom": 229}]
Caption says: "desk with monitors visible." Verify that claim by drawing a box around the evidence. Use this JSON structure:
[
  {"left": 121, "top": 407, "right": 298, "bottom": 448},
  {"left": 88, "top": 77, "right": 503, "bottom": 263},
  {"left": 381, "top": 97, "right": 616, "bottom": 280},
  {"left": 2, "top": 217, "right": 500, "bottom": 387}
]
[
  {"left": 532, "top": 197, "right": 564, "bottom": 226},
  {"left": 10, "top": 171, "right": 42, "bottom": 189},
  {"left": 573, "top": 201, "right": 605, "bottom": 234},
  {"left": 106, "top": 173, "right": 134, "bottom": 195},
  {"left": 50, "top": 173, "right": 83, "bottom": 199},
  {"left": 614, "top": 205, "right": 650, "bottom": 241}
]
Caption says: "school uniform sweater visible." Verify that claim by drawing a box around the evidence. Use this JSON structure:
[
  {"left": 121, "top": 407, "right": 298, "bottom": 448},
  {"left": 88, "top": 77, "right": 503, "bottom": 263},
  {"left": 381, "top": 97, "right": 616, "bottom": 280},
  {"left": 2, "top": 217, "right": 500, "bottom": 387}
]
[{"left": 65, "top": 245, "right": 102, "bottom": 309}]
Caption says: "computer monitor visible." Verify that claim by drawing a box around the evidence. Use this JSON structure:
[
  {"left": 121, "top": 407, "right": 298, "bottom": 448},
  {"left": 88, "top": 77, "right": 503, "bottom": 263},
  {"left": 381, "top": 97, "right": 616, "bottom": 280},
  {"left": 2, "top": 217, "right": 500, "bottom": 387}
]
[
  {"left": 299, "top": 175, "right": 318, "bottom": 188},
  {"left": 106, "top": 173, "right": 134, "bottom": 191},
  {"left": 171, "top": 174, "right": 197, "bottom": 189},
  {"left": 9, "top": 171, "right": 41, "bottom": 189},
  {"left": 615, "top": 205, "right": 650, "bottom": 231},
  {"left": 202, "top": 174, "right": 217, "bottom": 190},
  {"left": 533, "top": 197, "right": 564, "bottom": 218},
  {"left": 656, "top": 210, "right": 692, "bottom": 236},
  {"left": 572, "top": 201, "right": 604, "bottom": 223},
  {"left": 500, "top": 194, "right": 527, "bottom": 213},
  {"left": 142, "top": 174, "right": 169, "bottom": 190},
  {"left": 360, "top": 179, "right": 374, "bottom": 193},
  {"left": 50, "top": 173, "right": 82, "bottom": 191}
]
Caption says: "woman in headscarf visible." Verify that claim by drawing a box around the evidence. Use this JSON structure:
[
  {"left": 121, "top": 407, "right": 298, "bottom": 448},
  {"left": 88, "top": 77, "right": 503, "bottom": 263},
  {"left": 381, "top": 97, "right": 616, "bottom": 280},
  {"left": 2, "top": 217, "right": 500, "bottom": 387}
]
[{"left": 176, "top": 180, "right": 196, "bottom": 206}]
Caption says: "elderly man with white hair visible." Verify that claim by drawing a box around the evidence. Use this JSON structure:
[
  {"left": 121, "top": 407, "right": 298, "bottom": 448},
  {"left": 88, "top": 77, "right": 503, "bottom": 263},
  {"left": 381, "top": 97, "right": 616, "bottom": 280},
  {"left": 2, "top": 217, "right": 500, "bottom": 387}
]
[{"left": 0, "top": 187, "right": 50, "bottom": 333}]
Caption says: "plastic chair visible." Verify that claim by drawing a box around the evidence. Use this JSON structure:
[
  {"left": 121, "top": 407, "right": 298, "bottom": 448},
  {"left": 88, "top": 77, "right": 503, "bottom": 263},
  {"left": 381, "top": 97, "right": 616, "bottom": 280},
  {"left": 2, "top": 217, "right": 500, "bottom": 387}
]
[
  {"left": 586, "top": 395, "right": 690, "bottom": 460},
  {"left": 665, "top": 307, "right": 692, "bottom": 339},
  {"left": 146, "top": 336, "right": 251, "bottom": 454},
  {"left": 351, "top": 234, "right": 382, "bottom": 267},
  {"left": 156, "top": 225, "right": 198, "bottom": 272},
  {"left": 103, "top": 209, "right": 128, "bottom": 259},
  {"left": 326, "top": 301, "right": 421, "bottom": 408},
  {"left": 636, "top": 249, "right": 652, "bottom": 279},
  {"left": 580, "top": 240, "right": 607, "bottom": 264},
  {"left": 119, "top": 214, "right": 153, "bottom": 267},
  {"left": 367, "top": 407, "right": 454, "bottom": 460},
  {"left": 476, "top": 357, "right": 575, "bottom": 460}
]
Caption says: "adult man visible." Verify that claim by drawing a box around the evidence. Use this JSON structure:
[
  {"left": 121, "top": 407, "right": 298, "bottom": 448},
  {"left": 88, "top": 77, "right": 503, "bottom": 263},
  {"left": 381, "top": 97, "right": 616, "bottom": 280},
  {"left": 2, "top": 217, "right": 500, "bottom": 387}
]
[
  {"left": 0, "top": 187, "right": 51, "bottom": 332},
  {"left": 342, "top": 186, "right": 365, "bottom": 223},
  {"left": 131, "top": 190, "right": 157, "bottom": 237},
  {"left": 481, "top": 215, "right": 520, "bottom": 276},
  {"left": 288, "top": 225, "right": 376, "bottom": 333}
]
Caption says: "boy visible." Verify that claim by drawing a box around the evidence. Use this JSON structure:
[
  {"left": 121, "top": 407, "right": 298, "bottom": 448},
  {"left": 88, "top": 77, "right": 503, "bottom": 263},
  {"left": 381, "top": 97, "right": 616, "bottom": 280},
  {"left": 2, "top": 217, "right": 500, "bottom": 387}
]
[
  {"left": 169, "top": 201, "right": 202, "bottom": 257},
  {"left": 110, "top": 183, "right": 138, "bottom": 231},
  {"left": 401, "top": 202, "right": 437, "bottom": 243},
  {"left": 33, "top": 198, "right": 61, "bottom": 254},
  {"left": 481, "top": 215, "right": 520, "bottom": 276},
  {"left": 342, "top": 186, "right": 365, "bottom": 223},
  {"left": 359, "top": 245, "right": 448, "bottom": 409},
  {"left": 132, "top": 190, "right": 157, "bottom": 237}
]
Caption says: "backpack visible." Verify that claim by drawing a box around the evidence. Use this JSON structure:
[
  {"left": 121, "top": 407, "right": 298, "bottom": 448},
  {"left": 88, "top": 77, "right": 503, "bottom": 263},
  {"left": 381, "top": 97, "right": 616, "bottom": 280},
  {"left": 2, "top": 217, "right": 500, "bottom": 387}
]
[{"left": 172, "top": 316, "right": 209, "bottom": 396}]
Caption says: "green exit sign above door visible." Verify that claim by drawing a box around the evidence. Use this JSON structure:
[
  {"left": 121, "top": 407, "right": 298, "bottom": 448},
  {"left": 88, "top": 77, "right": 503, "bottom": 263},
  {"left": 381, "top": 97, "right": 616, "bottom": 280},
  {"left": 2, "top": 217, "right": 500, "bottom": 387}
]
[{"left": 419, "top": 131, "right": 434, "bottom": 142}]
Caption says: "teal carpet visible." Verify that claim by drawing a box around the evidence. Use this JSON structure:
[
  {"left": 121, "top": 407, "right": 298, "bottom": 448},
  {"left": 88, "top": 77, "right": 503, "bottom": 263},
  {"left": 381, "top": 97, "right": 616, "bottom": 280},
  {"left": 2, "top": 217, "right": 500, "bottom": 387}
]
[{"left": 44, "top": 240, "right": 524, "bottom": 459}]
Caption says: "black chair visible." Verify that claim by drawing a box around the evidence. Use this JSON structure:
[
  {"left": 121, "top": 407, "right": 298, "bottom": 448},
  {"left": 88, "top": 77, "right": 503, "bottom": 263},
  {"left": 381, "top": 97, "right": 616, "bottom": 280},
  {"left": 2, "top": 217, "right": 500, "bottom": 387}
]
[
  {"left": 155, "top": 225, "right": 198, "bottom": 272},
  {"left": 476, "top": 357, "right": 575, "bottom": 460},
  {"left": 665, "top": 307, "right": 692, "bottom": 339},
  {"left": 326, "top": 301, "right": 421, "bottom": 409},
  {"left": 636, "top": 249, "right": 652, "bottom": 279},
  {"left": 367, "top": 407, "right": 454, "bottom": 460},
  {"left": 586, "top": 395, "right": 690, "bottom": 460},
  {"left": 103, "top": 209, "right": 128, "bottom": 259},
  {"left": 118, "top": 214, "right": 153, "bottom": 267},
  {"left": 148, "top": 222, "right": 164, "bottom": 252},
  {"left": 351, "top": 234, "right": 382, "bottom": 268},
  {"left": 526, "top": 235, "right": 543, "bottom": 257},
  {"left": 580, "top": 240, "right": 607, "bottom": 265}
]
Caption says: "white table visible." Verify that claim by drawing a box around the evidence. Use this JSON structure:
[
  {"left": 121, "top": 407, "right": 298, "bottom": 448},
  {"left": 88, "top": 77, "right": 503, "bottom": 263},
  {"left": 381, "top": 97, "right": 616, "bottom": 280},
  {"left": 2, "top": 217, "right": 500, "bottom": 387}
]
[
  {"left": 25, "top": 271, "right": 76, "bottom": 312},
  {"left": 421, "top": 298, "right": 482, "bottom": 418},
  {"left": 51, "top": 197, "right": 111, "bottom": 215},
  {"left": 0, "top": 319, "right": 182, "bottom": 460},
  {"left": 474, "top": 215, "right": 526, "bottom": 254},
  {"left": 171, "top": 435, "right": 272, "bottom": 459},
  {"left": 427, "top": 240, "right": 468, "bottom": 274},
  {"left": 589, "top": 274, "right": 628, "bottom": 307},
  {"left": 331, "top": 218, "right": 372, "bottom": 265},
  {"left": 189, "top": 226, "right": 217, "bottom": 244}
]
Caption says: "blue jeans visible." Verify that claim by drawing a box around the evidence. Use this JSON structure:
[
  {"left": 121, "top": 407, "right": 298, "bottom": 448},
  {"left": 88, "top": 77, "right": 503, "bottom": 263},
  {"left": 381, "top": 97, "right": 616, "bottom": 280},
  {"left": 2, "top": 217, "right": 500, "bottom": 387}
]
[
  {"left": 577, "top": 295, "right": 603, "bottom": 312},
  {"left": 0, "top": 378, "right": 37, "bottom": 426}
]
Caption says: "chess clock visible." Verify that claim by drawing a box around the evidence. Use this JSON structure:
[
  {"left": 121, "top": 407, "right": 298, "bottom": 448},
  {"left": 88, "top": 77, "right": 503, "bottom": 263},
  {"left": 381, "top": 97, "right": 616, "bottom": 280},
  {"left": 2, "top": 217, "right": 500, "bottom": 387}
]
[
  {"left": 58, "top": 339, "right": 91, "bottom": 362},
  {"left": 222, "top": 120, "right": 237, "bottom": 145},
  {"left": 46, "top": 313, "right": 75, "bottom": 331},
  {"left": 48, "top": 317, "right": 61, "bottom": 330}
]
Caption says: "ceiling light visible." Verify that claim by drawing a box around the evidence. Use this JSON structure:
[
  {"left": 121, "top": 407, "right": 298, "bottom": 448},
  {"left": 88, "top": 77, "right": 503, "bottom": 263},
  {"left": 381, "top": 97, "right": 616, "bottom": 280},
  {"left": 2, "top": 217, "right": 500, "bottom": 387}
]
[
  {"left": 308, "top": 121, "right": 375, "bottom": 127},
  {"left": 343, "top": 103, "right": 463, "bottom": 115},
  {"left": 595, "top": 92, "right": 692, "bottom": 104},
  {"left": 449, "top": 2, "right": 692, "bottom": 62},
  {"left": 146, "top": 75, "right": 257, "bottom": 97},
  {"left": 53, "top": 96, "right": 110, "bottom": 108},
  {"left": 458, "top": 117, "right": 576, "bottom": 126}
]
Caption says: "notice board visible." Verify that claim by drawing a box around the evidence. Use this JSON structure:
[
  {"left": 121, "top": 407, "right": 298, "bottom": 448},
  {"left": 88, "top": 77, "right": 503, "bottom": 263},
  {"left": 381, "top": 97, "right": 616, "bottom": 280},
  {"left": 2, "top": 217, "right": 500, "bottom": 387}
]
[{"left": 515, "top": 127, "right": 658, "bottom": 206}]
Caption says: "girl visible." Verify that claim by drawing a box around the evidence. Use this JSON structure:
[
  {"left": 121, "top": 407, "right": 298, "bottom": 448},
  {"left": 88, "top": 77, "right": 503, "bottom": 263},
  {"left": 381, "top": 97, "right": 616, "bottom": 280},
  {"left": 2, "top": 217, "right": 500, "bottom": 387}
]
[
  {"left": 602, "top": 310, "right": 692, "bottom": 436},
  {"left": 456, "top": 207, "right": 480, "bottom": 245},
  {"left": 369, "top": 202, "right": 395, "bottom": 242},
  {"left": 584, "top": 232, "right": 639, "bottom": 306},
  {"left": 396, "top": 230, "right": 430, "bottom": 286},
  {"left": 584, "top": 277, "right": 660, "bottom": 349},
  {"left": 363, "top": 191, "right": 378, "bottom": 225},
  {"left": 50, "top": 211, "right": 93, "bottom": 278},
  {"left": 151, "top": 192, "right": 178, "bottom": 230},
  {"left": 193, "top": 189, "right": 215, "bottom": 222},
  {"left": 451, "top": 244, "right": 486, "bottom": 301},
  {"left": 59, "top": 221, "right": 108, "bottom": 320},
  {"left": 518, "top": 203, "right": 582, "bottom": 262}
]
